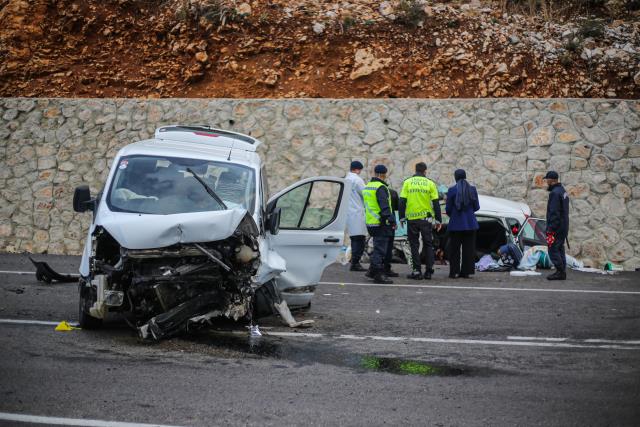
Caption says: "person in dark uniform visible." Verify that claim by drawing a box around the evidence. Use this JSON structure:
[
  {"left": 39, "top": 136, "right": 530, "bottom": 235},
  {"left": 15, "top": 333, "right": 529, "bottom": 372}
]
[
  {"left": 384, "top": 188, "right": 400, "bottom": 278},
  {"left": 362, "top": 165, "right": 397, "bottom": 284},
  {"left": 544, "top": 171, "right": 570, "bottom": 280}
]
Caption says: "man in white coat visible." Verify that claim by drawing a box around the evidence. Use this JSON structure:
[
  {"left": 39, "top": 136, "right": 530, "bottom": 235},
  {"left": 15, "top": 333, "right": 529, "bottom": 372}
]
[{"left": 345, "top": 161, "right": 367, "bottom": 271}]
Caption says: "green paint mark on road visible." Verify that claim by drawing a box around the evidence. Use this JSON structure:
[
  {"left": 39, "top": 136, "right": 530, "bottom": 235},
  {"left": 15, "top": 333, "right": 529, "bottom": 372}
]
[{"left": 360, "top": 356, "right": 466, "bottom": 377}]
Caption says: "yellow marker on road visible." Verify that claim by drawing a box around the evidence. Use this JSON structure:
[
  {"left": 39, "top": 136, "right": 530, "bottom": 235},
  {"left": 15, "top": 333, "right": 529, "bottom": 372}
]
[{"left": 55, "top": 321, "right": 80, "bottom": 331}]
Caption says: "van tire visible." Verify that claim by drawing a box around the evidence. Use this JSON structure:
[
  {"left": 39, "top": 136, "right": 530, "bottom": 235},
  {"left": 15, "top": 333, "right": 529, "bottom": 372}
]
[{"left": 79, "top": 279, "right": 102, "bottom": 329}]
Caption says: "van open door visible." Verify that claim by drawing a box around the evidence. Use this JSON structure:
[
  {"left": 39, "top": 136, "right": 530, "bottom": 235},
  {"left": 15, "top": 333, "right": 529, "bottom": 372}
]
[
  {"left": 265, "top": 177, "right": 350, "bottom": 306},
  {"left": 516, "top": 217, "right": 548, "bottom": 250}
]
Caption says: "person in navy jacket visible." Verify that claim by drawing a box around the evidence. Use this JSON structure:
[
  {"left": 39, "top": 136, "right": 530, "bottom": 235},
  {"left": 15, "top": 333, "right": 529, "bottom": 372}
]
[
  {"left": 544, "top": 171, "right": 570, "bottom": 280},
  {"left": 445, "top": 169, "right": 480, "bottom": 278}
]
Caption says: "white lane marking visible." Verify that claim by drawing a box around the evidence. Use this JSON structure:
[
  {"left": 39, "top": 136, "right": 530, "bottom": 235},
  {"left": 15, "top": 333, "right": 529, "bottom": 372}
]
[
  {"left": 0, "top": 270, "right": 636, "bottom": 295},
  {"left": 508, "top": 336, "right": 568, "bottom": 342},
  {"left": 583, "top": 339, "right": 640, "bottom": 344},
  {"left": 259, "top": 331, "right": 324, "bottom": 338},
  {"left": 0, "top": 270, "right": 40, "bottom": 275},
  {"left": 398, "top": 337, "right": 639, "bottom": 350},
  {"left": 260, "top": 331, "right": 640, "bottom": 350},
  {"left": 0, "top": 319, "right": 63, "bottom": 326},
  {"left": 319, "top": 281, "right": 640, "bottom": 295},
  {"left": 0, "top": 270, "right": 79, "bottom": 276},
  {"left": 2, "top": 318, "right": 640, "bottom": 350},
  {"left": 0, "top": 412, "right": 184, "bottom": 427}
]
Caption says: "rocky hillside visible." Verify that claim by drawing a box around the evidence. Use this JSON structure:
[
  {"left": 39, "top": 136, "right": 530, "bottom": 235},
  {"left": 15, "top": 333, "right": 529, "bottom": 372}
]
[{"left": 1, "top": 0, "right": 639, "bottom": 98}]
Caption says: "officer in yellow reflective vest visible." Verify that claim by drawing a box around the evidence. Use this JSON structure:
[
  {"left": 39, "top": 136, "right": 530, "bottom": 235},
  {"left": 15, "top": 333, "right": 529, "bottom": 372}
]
[
  {"left": 399, "top": 162, "right": 442, "bottom": 280},
  {"left": 362, "top": 164, "right": 397, "bottom": 284}
]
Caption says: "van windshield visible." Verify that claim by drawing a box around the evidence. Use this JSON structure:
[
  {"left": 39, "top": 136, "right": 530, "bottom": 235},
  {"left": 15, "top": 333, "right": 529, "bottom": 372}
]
[{"left": 107, "top": 155, "right": 256, "bottom": 215}]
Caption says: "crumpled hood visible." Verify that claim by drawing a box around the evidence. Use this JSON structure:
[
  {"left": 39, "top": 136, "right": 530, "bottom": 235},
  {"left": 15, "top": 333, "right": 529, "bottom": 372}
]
[{"left": 98, "top": 209, "right": 249, "bottom": 249}]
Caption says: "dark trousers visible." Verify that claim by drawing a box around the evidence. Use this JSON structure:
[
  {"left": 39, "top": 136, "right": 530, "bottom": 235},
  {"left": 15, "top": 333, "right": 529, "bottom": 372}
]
[
  {"left": 350, "top": 235, "right": 366, "bottom": 265},
  {"left": 371, "top": 235, "right": 393, "bottom": 272},
  {"left": 385, "top": 237, "right": 394, "bottom": 271},
  {"left": 549, "top": 233, "right": 567, "bottom": 272},
  {"left": 407, "top": 219, "right": 434, "bottom": 272},
  {"left": 448, "top": 230, "right": 476, "bottom": 277}
]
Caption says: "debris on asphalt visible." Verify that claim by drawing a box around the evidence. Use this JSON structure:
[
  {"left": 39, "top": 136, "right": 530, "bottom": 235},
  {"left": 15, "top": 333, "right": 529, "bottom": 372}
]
[
  {"left": 604, "top": 262, "right": 624, "bottom": 272},
  {"left": 573, "top": 267, "right": 617, "bottom": 275},
  {"left": 249, "top": 324, "right": 262, "bottom": 337},
  {"left": 54, "top": 321, "right": 80, "bottom": 331},
  {"left": 273, "top": 300, "right": 314, "bottom": 328},
  {"left": 29, "top": 257, "right": 78, "bottom": 284}
]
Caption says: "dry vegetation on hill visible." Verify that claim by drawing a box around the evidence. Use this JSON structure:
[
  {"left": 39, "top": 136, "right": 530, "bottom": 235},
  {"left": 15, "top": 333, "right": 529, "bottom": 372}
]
[{"left": 0, "top": 0, "right": 638, "bottom": 98}]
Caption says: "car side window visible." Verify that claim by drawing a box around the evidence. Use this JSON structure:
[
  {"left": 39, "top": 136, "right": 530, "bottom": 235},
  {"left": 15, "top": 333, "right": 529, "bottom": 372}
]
[
  {"left": 275, "top": 181, "right": 342, "bottom": 230},
  {"left": 299, "top": 181, "right": 341, "bottom": 229},
  {"left": 277, "top": 183, "right": 311, "bottom": 228}
]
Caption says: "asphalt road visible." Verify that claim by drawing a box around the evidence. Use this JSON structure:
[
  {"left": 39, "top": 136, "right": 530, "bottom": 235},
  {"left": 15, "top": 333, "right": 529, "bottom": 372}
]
[{"left": 1, "top": 253, "right": 639, "bottom": 427}]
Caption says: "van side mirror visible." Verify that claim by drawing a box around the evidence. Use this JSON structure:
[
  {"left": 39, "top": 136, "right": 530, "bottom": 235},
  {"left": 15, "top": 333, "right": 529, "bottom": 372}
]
[
  {"left": 267, "top": 207, "right": 281, "bottom": 235},
  {"left": 73, "top": 185, "right": 94, "bottom": 212}
]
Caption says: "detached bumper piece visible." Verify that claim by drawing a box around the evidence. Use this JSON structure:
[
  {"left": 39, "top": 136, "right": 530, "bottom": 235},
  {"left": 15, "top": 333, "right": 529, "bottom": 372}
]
[
  {"left": 138, "top": 291, "right": 221, "bottom": 340},
  {"left": 29, "top": 257, "right": 78, "bottom": 283}
]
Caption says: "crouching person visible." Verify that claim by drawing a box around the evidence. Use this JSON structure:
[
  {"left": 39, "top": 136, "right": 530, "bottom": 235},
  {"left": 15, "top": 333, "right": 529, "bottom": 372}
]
[{"left": 363, "top": 165, "right": 397, "bottom": 284}]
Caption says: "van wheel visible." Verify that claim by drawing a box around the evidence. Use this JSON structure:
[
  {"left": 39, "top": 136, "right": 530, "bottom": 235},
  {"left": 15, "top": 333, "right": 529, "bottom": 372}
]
[{"left": 78, "top": 280, "right": 102, "bottom": 329}]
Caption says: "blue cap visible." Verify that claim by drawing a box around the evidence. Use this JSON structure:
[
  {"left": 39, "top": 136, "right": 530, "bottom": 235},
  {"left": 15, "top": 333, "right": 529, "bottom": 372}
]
[
  {"left": 350, "top": 160, "right": 364, "bottom": 170},
  {"left": 544, "top": 171, "right": 559, "bottom": 180},
  {"left": 374, "top": 165, "right": 388, "bottom": 174}
]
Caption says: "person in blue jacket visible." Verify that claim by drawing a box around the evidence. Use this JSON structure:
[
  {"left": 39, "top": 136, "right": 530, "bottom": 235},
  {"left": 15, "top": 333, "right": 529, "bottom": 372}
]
[
  {"left": 445, "top": 169, "right": 480, "bottom": 279},
  {"left": 544, "top": 171, "right": 570, "bottom": 280}
]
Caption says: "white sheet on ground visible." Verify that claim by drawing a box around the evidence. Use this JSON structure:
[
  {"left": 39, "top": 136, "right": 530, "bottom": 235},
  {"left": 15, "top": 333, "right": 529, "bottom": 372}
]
[
  {"left": 510, "top": 270, "right": 542, "bottom": 276},
  {"left": 518, "top": 245, "right": 584, "bottom": 271}
]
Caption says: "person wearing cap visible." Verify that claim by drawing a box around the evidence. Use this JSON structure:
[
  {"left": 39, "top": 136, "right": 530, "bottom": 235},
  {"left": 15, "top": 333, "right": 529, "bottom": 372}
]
[
  {"left": 362, "top": 164, "right": 397, "bottom": 284},
  {"left": 446, "top": 169, "right": 480, "bottom": 279},
  {"left": 345, "top": 160, "right": 367, "bottom": 272},
  {"left": 544, "top": 171, "right": 570, "bottom": 280},
  {"left": 399, "top": 162, "right": 442, "bottom": 280}
]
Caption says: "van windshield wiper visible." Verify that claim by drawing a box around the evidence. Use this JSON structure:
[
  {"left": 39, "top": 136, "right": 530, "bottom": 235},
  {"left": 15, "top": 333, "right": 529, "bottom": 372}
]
[{"left": 186, "top": 167, "right": 228, "bottom": 209}]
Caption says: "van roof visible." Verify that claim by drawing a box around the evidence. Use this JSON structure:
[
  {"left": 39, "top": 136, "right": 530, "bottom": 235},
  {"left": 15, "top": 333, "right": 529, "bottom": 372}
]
[
  {"left": 118, "top": 139, "right": 261, "bottom": 168},
  {"left": 154, "top": 125, "right": 261, "bottom": 152}
]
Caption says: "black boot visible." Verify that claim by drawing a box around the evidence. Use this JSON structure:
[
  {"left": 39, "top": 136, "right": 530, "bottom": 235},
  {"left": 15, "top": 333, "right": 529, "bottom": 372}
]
[
  {"left": 365, "top": 268, "right": 374, "bottom": 278},
  {"left": 407, "top": 270, "right": 423, "bottom": 280},
  {"left": 384, "top": 266, "right": 399, "bottom": 277},
  {"left": 350, "top": 263, "right": 367, "bottom": 272},
  {"left": 547, "top": 270, "right": 567, "bottom": 280},
  {"left": 373, "top": 272, "right": 393, "bottom": 284},
  {"left": 423, "top": 270, "right": 432, "bottom": 280}
]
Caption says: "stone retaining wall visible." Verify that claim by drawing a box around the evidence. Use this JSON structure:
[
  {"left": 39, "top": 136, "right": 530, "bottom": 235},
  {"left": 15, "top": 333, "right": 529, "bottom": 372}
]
[{"left": 1, "top": 98, "right": 639, "bottom": 268}]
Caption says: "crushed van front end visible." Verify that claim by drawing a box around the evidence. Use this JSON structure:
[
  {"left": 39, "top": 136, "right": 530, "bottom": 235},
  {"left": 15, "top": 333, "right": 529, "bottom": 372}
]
[{"left": 82, "top": 213, "right": 261, "bottom": 340}]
